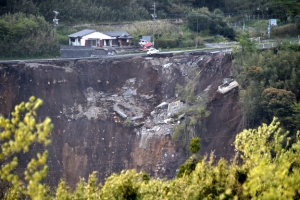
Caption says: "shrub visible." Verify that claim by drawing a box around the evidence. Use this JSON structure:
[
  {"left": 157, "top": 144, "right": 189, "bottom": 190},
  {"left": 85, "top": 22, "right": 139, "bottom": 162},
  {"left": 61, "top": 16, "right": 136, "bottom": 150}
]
[
  {"left": 0, "top": 13, "right": 59, "bottom": 58},
  {"left": 176, "top": 156, "right": 199, "bottom": 178},
  {"left": 155, "top": 38, "right": 178, "bottom": 48},
  {"left": 123, "top": 119, "right": 134, "bottom": 127},
  {"left": 272, "top": 24, "right": 300, "bottom": 37},
  {"left": 189, "top": 137, "right": 200, "bottom": 154}
]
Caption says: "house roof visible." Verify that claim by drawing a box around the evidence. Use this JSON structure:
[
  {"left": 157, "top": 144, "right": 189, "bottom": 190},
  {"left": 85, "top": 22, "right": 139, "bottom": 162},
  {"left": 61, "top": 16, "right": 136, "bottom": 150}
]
[
  {"left": 68, "top": 29, "right": 96, "bottom": 38},
  {"left": 102, "top": 31, "right": 133, "bottom": 39}
]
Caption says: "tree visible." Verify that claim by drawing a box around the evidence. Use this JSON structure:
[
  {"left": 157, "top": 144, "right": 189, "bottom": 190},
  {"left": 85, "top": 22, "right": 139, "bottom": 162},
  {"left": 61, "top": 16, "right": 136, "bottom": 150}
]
[
  {"left": 189, "top": 136, "right": 200, "bottom": 154},
  {"left": 0, "top": 96, "right": 53, "bottom": 199},
  {"left": 266, "top": 0, "right": 300, "bottom": 23},
  {"left": 235, "top": 32, "right": 256, "bottom": 63},
  {"left": 54, "top": 171, "right": 101, "bottom": 199},
  {"left": 0, "top": 13, "right": 59, "bottom": 58},
  {"left": 236, "top": 47, "right": 300, "bottom": 128},
  {"left": 187, "top": 7, "right": 234, "bottom": 39},
  {"left": 261, "top": 88, "right": 296, "bottom": 123},
  {"left": 235, "top": 118, "right": 300, "bottom": 199}
]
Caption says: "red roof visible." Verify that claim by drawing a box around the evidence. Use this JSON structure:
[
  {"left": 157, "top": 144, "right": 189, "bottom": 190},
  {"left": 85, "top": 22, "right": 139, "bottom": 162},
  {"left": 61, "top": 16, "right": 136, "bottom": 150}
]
[{"left": 144, "top": 42, "right": 153, "bottom": 47}]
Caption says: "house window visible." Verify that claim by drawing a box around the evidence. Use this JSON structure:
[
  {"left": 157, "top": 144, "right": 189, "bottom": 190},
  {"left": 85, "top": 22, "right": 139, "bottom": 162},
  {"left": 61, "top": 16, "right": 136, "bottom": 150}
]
[{"left": 71, "top": 38, "right": 75, "bottom": 42}]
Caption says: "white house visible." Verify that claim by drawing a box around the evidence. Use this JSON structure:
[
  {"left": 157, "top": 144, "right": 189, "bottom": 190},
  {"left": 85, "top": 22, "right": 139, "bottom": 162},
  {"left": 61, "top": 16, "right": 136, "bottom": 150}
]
[
  {"left": 68, "top": 29, "right": 132, "bottom": 47},
  {"left": 68, "top": 29, "right": 115, "bottom": 47}
]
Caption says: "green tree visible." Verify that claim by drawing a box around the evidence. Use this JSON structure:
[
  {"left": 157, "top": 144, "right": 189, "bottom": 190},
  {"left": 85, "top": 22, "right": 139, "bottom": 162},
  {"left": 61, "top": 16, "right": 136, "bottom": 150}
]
[
  {"left": 100, "top": 170, "right": 143, "bottom": 200},
  {"left": 0, "top": 13, "right": 59, "bottom": 58},
  {"left": 187, "top": 7, "right": 234, "bottom": 39},
  {"left": 235, "top": 32, "right": 256, "bottom": 63},
  {"left": 189, "top": 136, "right": 200, "bottom": 154},
  {"left": 235, "top": 118, "right": 300, "bottom": 199},
  {"left": 176, "top": 155, "right": 199, "bottom": 178},
  {"left": 282, "top": 102, "right": 300, "bottom": 134},
  {"left": 261, "top": 88, "right": 296, "bottom": 123},
  {"left": 0, "top": 96, "right": 53, "bottom": 199},
  {"left": 236, "top": 48, "right": 300, "bottom": 128},
  {"left": 55, "top": 171, "right": 101, "bottom": 200}
]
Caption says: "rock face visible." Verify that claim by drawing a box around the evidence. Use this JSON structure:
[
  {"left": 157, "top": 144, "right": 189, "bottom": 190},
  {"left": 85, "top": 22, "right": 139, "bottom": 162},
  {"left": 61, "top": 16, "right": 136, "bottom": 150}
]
[{"left": 0, "top": 52, "right": 242, "bottom": 188}]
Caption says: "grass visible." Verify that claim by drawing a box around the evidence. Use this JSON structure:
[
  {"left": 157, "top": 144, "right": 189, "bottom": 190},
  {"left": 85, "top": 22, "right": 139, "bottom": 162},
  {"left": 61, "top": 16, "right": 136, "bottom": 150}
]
[{"left": 244, "top": 19, "right": 269, "bottom": 29}]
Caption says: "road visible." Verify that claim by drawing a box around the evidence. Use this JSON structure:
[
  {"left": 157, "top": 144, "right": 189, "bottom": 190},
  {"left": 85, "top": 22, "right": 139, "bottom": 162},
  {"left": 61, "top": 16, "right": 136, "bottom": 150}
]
[{"left": 0, "top": 45, "right": 234, "bottom": 64}]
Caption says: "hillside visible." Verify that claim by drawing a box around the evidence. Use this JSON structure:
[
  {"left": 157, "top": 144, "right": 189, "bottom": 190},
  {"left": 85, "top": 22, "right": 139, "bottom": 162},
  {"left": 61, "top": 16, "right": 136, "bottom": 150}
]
[{"left": 0, "top": 52, "right": 241, "bottom": 188}]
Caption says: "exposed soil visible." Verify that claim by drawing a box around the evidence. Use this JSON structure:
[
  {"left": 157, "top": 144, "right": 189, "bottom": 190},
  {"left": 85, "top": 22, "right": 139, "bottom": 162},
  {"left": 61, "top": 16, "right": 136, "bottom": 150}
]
[{"left": 0, "top": 52, "right": 242, "bottom": 188}]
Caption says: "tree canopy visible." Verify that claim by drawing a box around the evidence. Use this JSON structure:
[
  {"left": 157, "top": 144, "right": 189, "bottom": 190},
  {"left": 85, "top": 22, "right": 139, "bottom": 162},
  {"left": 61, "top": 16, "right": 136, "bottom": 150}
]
[
  {"left": 236, "top": 46, "right": 300, "bottom": 131},
  {"left": 0, "top": 12, "right": 59, "bottom": 58}
]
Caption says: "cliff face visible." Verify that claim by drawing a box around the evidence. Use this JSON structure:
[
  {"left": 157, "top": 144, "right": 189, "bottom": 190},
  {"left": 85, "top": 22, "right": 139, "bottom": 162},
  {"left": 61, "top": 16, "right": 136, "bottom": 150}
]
[{"left": 0, "top": 52, "right": 242, "bottom": 188}]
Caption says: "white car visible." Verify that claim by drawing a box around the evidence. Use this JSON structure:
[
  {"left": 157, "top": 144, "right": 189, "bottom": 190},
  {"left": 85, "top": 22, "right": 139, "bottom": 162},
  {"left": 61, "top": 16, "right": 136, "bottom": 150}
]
[{"left": 147, "top": 48, "right": 159, "bottom": 55}]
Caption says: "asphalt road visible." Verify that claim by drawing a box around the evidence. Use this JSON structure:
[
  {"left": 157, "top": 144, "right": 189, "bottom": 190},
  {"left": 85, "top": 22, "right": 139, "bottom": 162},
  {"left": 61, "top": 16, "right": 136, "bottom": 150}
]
[{"left": 0, "top": 45, "right": 234, "bottom": 64}]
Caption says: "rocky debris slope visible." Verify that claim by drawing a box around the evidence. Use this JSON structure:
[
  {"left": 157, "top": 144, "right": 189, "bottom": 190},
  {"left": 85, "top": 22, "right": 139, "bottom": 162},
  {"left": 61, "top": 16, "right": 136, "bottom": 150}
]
[{"left": 0, "top": 52, "right": 241, "bottom": 188}]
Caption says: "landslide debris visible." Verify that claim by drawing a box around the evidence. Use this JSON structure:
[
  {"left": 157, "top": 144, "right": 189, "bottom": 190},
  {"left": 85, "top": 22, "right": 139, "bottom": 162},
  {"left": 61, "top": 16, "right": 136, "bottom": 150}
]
[{"left": 0, "top": 52, "right": 242, "bottom": 188}]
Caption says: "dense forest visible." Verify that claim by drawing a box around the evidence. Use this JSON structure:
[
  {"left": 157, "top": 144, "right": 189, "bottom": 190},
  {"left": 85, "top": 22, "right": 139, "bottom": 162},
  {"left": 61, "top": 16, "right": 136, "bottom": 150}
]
[
  {"left": 0, "top": 0, "right": 299, "bottom": 23},
  {"left": 0, "top": 0, "right": 299, "bottom": 24},
  {"left": 0, "top": 0, "right": 299, "bottom": 58}
]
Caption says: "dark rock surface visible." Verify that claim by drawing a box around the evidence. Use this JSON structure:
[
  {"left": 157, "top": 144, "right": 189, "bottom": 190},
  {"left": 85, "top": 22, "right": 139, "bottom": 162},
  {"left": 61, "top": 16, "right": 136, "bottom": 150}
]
[{"left": 0, "top": 52, "right": 242, "bottom": 188}]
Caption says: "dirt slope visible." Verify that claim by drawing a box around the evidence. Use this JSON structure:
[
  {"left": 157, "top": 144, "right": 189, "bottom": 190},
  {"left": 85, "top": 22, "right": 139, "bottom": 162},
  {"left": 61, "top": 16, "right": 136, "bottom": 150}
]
[{"left": 0, "top": 52, "right": 242, "bottom": 188}]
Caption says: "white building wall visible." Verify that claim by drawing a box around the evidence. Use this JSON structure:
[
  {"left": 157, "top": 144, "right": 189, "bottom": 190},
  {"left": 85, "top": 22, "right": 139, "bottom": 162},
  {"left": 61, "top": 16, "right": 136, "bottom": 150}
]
[
  {"left": 69, "top": 38, "right": 83, "bottom": 46},
  {"left": 69, "top": 32, "right": 115, "bottom": 46},
  {"left": 82, "top": 32, "right": 115, "bottom": 46}
]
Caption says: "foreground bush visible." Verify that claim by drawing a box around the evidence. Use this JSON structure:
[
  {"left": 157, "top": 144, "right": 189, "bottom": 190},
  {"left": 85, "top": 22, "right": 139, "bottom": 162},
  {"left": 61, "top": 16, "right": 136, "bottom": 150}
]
[{"left": 1, "top": 99, "right": 299, "bottom": 199}]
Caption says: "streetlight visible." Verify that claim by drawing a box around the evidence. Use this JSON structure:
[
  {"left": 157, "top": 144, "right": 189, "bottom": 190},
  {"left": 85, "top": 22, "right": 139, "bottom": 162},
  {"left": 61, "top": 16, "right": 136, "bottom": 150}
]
[
  {"left": 53, "top": 11, "right": 59, "bottom": 27},
  {"left": 53, "top": 11, "right": 59, "bottom": 42}
]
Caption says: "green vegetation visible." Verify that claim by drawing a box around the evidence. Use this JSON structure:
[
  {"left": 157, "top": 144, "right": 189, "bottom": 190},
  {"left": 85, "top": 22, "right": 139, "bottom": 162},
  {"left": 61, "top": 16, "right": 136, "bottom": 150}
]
[
  {"left": 0, "top": 13, "right": 59, "bottom": 58},
  {"left": 0, "top": 0, "right": 299, "bottom": 58},
  {"left": 70, "top": 118, "right": 299, "bottom": 199},
  {"left": 0, "top": 97, "right": 53, "bottom": 199},
  {"left": 187, "top": 8, "right": 235, "bottom": 40},
  {"left": 176, "top": 155, "right": 199, "bottom": 178},
  {"left": 1, "top": 0, "right": 300, "bottom": 198},
  {"left": 235, "top": 43, "right": 300, "bottom": 133},
  {"left": 272, "top": 24, "right": 300, "bottom": 37},
  {"left": 172, "top": 68, "right": 210, "bottom": 148},
  {"left": 189, "top": 136, "right": 200, "bottom": 154},
  {"left": 3, "top": 113, "right": 299, "bottom": 199},
  {"left": 123, "top": 119, "right": 134, "bottom": 127},
  {"left": 176, "top": 137, "right": 201, "bottom": 178}
]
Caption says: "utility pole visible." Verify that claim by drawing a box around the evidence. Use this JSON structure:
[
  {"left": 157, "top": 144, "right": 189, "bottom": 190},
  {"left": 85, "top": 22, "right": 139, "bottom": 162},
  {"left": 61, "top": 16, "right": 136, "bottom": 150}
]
[
  {"left": 53, "top": 11, "right": 59, "bottom": 42},
  {"left": 151, "top": 2, "right": 157, "bottom": 48},
  {"left": 267, "top": 23, "right": 270, "bottom": 39},
  {"left": 196, "top": 16, "right": 198, "bottom": 48}
]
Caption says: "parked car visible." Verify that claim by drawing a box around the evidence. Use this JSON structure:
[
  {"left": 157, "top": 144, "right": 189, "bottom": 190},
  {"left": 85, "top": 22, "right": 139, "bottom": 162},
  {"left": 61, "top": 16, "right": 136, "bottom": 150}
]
[
  {"left": 140, "top": 46, "right": 149, "bottom": 51},
  {"left": 147, "top": 48, "right": 159, "bottom": 55},
  {"left": 139, "top": 39, "right": 149, "bottom": 46}
]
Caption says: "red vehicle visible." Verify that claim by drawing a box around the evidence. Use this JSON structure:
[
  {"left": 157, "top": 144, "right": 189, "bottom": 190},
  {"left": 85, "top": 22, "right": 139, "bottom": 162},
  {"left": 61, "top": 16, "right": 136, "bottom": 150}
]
[{"left": 140, "top": 42, "right": 153, "bottom": 51}]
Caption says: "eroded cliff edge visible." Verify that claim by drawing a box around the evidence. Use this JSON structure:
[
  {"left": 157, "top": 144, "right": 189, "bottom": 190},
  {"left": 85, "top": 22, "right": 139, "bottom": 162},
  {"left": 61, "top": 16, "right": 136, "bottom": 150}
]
[{"left": 0, "top": 52, "right": 242, "bottom": 188}]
